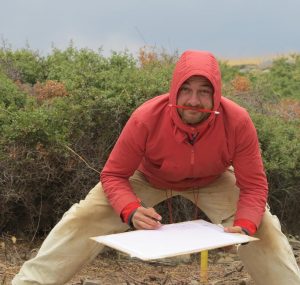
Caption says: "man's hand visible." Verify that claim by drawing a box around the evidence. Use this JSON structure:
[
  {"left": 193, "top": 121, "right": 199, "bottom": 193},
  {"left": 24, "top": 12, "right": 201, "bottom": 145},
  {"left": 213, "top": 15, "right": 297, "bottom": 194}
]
[
  {"left": 224, "top": 226, "right": 245, "bottom": 234},
  {"left": 222, "top": 226, "right": 245, "bottom": 252},
  {"left": 132, "top": 207, "right": 162, "bottom": 230}
]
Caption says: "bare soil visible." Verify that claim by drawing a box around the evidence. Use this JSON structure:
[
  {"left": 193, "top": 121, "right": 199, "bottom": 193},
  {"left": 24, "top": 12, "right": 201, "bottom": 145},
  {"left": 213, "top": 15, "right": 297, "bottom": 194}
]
[{"left": 1, "top": 235, "right": 299, "bottom": 285}]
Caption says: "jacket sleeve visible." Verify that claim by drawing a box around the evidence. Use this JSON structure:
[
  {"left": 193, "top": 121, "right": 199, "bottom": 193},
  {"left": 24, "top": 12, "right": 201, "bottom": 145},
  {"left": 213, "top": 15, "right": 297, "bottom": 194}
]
[
  {"left": 232, "top": 114, "right": 268, "bottom": 228},
  {"left": 100, "top": 114, "right": 147, "bottom": 215}
]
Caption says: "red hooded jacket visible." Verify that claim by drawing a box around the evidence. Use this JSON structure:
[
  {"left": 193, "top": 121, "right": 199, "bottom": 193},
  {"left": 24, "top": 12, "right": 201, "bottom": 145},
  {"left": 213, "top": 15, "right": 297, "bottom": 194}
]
[{"left": 101, "top": 50, "right": 268, "bottom": 232}]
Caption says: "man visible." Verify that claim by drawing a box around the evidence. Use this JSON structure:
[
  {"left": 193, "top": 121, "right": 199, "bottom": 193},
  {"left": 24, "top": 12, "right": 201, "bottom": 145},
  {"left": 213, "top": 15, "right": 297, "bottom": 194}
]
[{"left": 13, "top": 50, "right": 300, "bottom": 284}]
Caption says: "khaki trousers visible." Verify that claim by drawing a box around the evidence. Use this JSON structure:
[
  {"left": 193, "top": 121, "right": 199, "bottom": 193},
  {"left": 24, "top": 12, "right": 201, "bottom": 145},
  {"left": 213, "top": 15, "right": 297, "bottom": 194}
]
[{"left": 13, "top": 171, "right": 300, "bottom": 285}]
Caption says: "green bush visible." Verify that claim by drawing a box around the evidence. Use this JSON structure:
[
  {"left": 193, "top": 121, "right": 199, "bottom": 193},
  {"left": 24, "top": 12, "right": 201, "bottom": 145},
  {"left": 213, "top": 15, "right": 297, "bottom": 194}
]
[
  {"left": 267, "top": 54, "right": 300, "bottom": 100},
  {"left": 218, "top": 60, "right": 240, "bottom": 83},
  {"left": 0, "top": 71, "right": 28, "bottom": 109},
  {"left": 0, "top": 47, "right": 45, "bottom": 84},
  {"left": 0, "top": 46, "right": 299, "bottom": 237},
  {"left": 251, "top": 113, "right": 300, "bottom": 233}
]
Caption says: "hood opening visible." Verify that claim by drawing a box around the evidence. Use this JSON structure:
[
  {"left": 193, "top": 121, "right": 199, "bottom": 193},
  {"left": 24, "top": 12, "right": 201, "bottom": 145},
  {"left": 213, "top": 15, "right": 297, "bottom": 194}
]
[{"left": 169, "top": 50, "right": 222, "bottom": 133}]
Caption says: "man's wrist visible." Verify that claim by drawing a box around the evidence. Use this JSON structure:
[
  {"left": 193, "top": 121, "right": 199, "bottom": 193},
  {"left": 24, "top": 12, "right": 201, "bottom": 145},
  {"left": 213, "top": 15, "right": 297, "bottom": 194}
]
[
  {"left": 127, "top": 208, "right": 138, "bottom": 227},
  {"left": 120, "top": 201, "right": 141, "bottom": 225},
  {"left": 240, "top": 227, "right": 250, "bottom": 236}
]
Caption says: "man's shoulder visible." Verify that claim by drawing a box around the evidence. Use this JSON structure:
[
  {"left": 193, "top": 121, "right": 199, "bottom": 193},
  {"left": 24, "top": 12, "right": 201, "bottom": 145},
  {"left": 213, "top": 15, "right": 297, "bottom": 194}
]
[
  {"left": 220, "top": 97, "right": 249, "bottom": 118},
  {"left": 219, "top": 97, "right": 253, "bottom": 131}
]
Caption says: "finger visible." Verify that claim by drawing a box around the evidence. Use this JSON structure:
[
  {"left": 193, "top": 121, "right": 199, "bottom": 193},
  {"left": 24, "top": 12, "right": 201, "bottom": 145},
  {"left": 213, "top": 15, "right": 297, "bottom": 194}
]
[
  {"left": 133, "top": 218, "right": 161, "bottom": 230},
  {"left": 133, "top": 208, "right": 162, "bottom": 226},
  {"left": 135, "top": 213, "right": 161, "bottom": 228},
  {"left": 224, "top": 226, "right": 244, "bottom": 234},
  {"left": 138, "top": 207, "right": 162, "bottom": 221},
  {"left": 132, "top": 210, "right": 162, "bottom": 229}
]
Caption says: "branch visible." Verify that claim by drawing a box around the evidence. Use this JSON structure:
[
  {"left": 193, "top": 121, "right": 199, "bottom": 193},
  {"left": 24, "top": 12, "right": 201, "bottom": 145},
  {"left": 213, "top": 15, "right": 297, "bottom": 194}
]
[{"left": 63, "top": 145, "right": 100, "bottom": 174}]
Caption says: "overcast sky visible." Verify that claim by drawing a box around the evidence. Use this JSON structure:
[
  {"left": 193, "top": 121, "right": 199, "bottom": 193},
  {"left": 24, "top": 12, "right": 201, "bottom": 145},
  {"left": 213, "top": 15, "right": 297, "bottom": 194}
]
[{"left": 1, "top": 0, "right": 299, "bottom": 59}]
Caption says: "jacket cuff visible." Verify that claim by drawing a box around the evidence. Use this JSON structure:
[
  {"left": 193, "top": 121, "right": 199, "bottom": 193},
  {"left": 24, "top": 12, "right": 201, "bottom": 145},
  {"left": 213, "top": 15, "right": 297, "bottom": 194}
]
[
  {"left": 120, "top": 201, "right": 141, "bottom": 225},
  {"left": 234, "top": 219, "right": 257, "bottom": 236}
]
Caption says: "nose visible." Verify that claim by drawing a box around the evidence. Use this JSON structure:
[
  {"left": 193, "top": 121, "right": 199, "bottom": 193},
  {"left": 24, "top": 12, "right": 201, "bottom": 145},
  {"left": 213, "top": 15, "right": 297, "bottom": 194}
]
[{"left": 188, "top": 92, "right": 201, "bottom": 106}]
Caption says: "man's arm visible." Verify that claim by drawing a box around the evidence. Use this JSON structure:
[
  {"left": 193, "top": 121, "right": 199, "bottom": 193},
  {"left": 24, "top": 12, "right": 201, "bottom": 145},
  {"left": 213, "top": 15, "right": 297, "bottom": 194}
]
[
  {"left": 231, "top": 114, "right": 268, "bottom": 235},
  {"left": 100, "top": 114, "right": 147, "bottom": 214},
  {"left": 101, "top": 113, "right": 162, "bottom": 229}
]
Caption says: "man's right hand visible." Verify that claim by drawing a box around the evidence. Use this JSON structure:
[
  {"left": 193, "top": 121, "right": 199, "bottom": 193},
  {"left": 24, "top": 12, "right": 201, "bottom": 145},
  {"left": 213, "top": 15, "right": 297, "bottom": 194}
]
[{"left": 132, "top": 207, "right": 162, "bottom": 230}]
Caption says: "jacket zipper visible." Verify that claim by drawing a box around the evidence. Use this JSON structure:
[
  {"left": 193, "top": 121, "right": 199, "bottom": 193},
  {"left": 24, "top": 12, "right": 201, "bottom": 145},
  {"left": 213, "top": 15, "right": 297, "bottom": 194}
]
[{"left": 190, "top": 148, "right": 195, "bottom": 165}]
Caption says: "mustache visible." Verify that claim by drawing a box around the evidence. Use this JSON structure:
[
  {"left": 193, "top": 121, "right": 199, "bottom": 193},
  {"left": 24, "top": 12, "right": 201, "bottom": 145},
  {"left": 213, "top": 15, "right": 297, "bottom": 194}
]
[{"left": 169, "top": 104, "right": 220, "bottom": 114}]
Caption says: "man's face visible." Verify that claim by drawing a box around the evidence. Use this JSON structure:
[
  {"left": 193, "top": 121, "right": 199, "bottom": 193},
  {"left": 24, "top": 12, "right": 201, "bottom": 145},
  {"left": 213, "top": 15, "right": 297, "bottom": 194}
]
[{"left": 177, "top": 76, "right": 214, "bottom": 125}]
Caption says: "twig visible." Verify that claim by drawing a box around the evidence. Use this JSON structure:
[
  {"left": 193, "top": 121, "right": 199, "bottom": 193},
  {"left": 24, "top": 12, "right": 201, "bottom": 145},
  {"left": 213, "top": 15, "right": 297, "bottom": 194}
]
[
  {"left": 280, "top": 192, "right": 288, "bottom": 222},
  {"left": 161, "top": 274, "right": 170, "bottom": 285},
  {"left": 224, "top": 270, "right": 235, "bottom": 277},
  {"left": 1, "top": 273, "right": 7, "bottom": 285},
  {"left": 144, "top": 260, "right": 177, "bottom": 267},
  {"left": 30, "top": 192, "right": 43, "bottom": 244},
  {"left": 13, "top": 245, "right": 22, "bottom": 263},
  {"left": 237, "top": 264, "right": 244, "bottom": 272},
  {"left": 1, "top": 235, "right": 8, "bottom": 265},
  {"left": 63, "top": 145, "right": 100, "bottom": 174},
  {"left": 116, "top": 260, "right": 148, "bottom": 285}
]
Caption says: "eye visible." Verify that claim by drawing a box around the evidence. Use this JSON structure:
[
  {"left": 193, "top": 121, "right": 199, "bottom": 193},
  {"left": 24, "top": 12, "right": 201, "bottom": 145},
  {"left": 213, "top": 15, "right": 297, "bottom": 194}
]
[
  {"left": 199, "top": 88, "right": 212, "bottom": 96},
  {"left": 180, "top": 86, "right": 190, "bottom": 93}
]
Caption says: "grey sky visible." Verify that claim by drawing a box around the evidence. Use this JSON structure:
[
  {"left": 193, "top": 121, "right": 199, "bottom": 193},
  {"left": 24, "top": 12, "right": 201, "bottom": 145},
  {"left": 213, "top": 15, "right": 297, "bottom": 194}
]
[{"left": 1, "top": 0, "right": 299, "bottom": 59}]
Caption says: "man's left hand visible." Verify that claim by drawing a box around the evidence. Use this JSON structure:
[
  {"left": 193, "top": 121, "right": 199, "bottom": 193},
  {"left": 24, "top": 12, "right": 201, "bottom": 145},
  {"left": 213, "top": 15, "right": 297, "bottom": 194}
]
[
  {"left": 223, "top": 226, "right": 245, "bottom": 234},
  {"left": 222, "top": 226, "right": 245, "bottom": 252}
]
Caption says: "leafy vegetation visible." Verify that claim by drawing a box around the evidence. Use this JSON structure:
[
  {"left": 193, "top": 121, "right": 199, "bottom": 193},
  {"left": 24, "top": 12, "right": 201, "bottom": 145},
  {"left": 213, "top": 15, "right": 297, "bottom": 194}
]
[{"left": 0, "top": 44, "right": 299, "bottom": 237}]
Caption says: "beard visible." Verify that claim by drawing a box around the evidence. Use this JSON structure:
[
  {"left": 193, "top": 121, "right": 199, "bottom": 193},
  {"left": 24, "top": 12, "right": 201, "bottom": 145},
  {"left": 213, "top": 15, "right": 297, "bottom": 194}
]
[{"left": 180, "top": 109, "right": 211, "bottom": 125}]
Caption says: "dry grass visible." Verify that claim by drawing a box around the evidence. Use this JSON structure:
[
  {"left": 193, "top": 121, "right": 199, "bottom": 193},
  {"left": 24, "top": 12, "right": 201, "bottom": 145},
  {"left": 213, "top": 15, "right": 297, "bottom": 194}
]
[{"left": 221, "top": 53, "right": 295, "bottom": 66}]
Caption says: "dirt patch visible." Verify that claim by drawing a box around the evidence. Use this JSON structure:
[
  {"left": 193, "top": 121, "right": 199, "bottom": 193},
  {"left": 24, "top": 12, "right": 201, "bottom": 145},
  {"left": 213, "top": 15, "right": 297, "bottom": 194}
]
[
  {"left": 67, "top": 251, "right": 254, "bottom": 285},
  {"left": 1, "top": 235, "right": 299, "bottom": 285}
]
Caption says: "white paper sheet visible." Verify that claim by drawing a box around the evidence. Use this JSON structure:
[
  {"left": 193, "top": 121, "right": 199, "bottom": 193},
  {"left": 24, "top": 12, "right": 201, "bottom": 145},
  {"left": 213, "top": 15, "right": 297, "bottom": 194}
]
[{"left": 91, "top": 220, "right": 258, "bottom": 260}]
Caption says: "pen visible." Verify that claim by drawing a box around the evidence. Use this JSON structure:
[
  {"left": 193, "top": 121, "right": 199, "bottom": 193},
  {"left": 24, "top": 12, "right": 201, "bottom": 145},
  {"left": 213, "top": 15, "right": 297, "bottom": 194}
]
[{"left": 139, "top": 200, "right": 161, "bottom": 224}]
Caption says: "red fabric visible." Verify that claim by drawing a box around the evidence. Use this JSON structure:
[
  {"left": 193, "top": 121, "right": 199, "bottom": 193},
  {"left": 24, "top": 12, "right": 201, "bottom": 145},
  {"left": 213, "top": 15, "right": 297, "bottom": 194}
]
[
  {"left": 101, "top": 50, "right": 268, "bottom": 228},
  {"left": 234, "top": 219, "right": 257, "bottom": 236},
  {"left": 120, "top": 201, "right": 141, "bottom": 224}
]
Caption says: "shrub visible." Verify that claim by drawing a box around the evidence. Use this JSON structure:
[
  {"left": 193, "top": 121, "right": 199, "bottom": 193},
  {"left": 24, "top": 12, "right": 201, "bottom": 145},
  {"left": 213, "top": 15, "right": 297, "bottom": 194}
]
[
  {"left": 231, "top": 75, "right": 251, "bottom": 92},
  {"left": 0, "top": 72, "right": 28, "bottom": 109},
  {"left": 0, "top": 47, "right": 299, "bottom": 237},
  {"left": 251, "top": 113, "right": 300, "bottom": 233},
  {"left": 34, "top": 80, "right": 69, "bottom": 102},
  {"left": 0, "top": 46, "right": 45, "bottom": 84},
  {"left": 267, "top": 54, "right": 300, "bottom": 100}
]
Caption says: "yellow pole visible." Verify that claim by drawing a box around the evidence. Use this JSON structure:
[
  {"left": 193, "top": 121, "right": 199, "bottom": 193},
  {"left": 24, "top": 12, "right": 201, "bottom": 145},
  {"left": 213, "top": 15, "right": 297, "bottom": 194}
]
[{"left": 200, "top": 250, "right": 208, "bottom": 284}]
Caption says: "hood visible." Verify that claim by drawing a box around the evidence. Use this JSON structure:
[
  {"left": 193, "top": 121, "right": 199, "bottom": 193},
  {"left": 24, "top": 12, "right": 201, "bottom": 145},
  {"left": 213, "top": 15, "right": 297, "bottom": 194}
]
[{"left": 169, "top": 50, "right": 222, "bottom": 133}]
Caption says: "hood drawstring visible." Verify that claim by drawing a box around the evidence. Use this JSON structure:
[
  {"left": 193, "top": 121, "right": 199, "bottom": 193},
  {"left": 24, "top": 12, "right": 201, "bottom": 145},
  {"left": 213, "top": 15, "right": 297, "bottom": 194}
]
[
  {"left": 169, "top": 104, "right": 220, "bottom": 115},
  {"left": 165, "top": 189, "right": 173, "bottom": 224},
  {"left": 193, "top": 190, "right": 200, "bottom": 220}
]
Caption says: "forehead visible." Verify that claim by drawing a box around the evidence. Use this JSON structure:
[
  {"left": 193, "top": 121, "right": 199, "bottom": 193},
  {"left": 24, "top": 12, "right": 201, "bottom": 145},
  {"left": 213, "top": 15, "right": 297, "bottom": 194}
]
[{"left": 183, "top": 75, "right": 213, "bottom": 87}]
